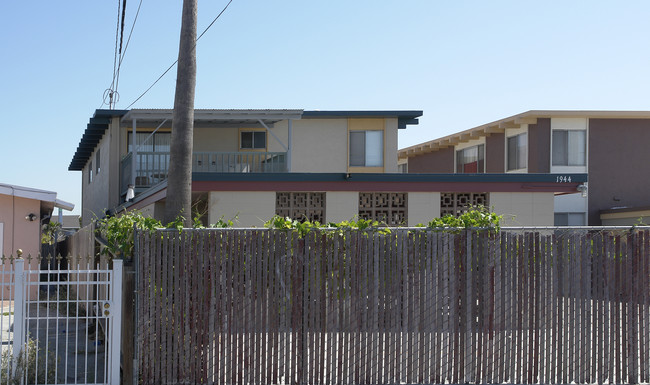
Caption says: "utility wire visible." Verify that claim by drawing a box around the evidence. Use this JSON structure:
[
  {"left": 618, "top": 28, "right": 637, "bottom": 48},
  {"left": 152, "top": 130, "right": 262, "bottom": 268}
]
[
  {"left": 115, "top": 0, "right": 143, "bottom": 99},
  {"left": 108, "top": 0, "right": 123, "bottom": 109},
  {"left": 125, "top": 0, "right": 234, "bottom": 109}
]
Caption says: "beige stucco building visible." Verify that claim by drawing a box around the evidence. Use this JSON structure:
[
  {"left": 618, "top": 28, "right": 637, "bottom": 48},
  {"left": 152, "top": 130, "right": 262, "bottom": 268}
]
[{"left": 69, "top": 109, "right": 584, "bottom": 228}]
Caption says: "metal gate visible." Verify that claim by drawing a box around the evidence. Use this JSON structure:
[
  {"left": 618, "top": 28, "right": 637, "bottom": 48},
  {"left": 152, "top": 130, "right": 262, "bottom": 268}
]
[{"left": 0, "top": 256, "right": 122, "bottom": 385}]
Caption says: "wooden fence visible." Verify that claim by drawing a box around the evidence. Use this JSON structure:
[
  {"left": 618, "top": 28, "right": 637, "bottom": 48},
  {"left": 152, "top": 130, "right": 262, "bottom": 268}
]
[{"left": 135, "top": 228, "right": 650, "bottom": 384}]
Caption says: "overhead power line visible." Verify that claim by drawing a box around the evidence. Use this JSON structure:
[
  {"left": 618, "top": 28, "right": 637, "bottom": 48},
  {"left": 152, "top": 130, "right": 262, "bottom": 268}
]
[{"left": 125, "top": 0, "right": 234, "bottom": 109}]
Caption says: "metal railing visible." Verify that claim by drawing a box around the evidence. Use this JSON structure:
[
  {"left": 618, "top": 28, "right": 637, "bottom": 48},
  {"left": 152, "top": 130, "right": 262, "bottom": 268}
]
[{"left": 120, "top": 151, "right": 287, "bottom": 193}]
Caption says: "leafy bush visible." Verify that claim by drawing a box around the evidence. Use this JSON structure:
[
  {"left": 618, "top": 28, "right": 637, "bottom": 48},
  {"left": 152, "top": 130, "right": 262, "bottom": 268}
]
[{"left": 420, "top": 205, "right": 501, "bottom": 232}]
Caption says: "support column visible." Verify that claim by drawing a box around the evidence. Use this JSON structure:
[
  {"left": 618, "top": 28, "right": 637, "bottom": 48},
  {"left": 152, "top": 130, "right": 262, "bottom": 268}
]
[
  {"left": 287, "top": 119, "right": 292, "bottom": 172},
  {"left": 131, "top": 118, "right": 137, "bottom": 187}
]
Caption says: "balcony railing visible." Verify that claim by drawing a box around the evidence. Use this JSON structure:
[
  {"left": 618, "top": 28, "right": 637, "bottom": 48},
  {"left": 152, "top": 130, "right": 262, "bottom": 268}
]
[{"left": 121, "top": 151, "right": 287, "bottom": 194}]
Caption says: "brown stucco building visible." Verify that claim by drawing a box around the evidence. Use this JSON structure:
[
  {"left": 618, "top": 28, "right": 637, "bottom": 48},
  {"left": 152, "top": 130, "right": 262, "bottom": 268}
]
[{"left": 400, "top": 111, "right": 650, "bottom": 226}]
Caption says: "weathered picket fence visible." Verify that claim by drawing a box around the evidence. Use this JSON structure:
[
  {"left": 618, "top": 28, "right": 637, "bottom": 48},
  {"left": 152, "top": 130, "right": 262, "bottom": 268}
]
[{"left": 134, "top": 227, "right": 650, "bottom": 385}]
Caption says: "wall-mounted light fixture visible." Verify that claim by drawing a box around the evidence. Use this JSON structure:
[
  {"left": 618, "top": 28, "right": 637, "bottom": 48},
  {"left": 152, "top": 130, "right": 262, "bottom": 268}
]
[
  {"left": 577, "top": 183, "right": 588, "bottom": 198},
  {"left": 126, "top": 184, "right": 135, "bottom": 202},
  {"left": 25, "top": 213, "right": 37, "bottom": 222}
]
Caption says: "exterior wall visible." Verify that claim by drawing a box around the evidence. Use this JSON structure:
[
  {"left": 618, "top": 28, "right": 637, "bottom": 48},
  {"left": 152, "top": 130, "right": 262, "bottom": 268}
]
[
  {"left": 0, "top": 195, "right": 41, "bottom": 260},
  {"left": 194, "top": 127, "right": 239, "bottom": 152},
  {"left": 485, "top": 133, "right": 505, "bottom": 173},
  {"left": 490, "top": 192, "right": 554, "bottom": 226},
  {"left": 528, "top": 118, "right": 551, "bottom": 173},
  {"left": 208, "top": 191, "right": 275, "bottom": 227},
  {"left": 407, "top": 192, "right": 440, "bottom": 226},
  {"left": 325, "top": 192, "right": 359, "bottom": 223},
  {"left": 81, "top": 131, "right": 113, "bottom": 226},
  {"left": 384, "top": 118, "right": 399, "bottom": 173},
  {"left": 407, "top": 147, "right": 454, "bottom": 173},
  {"left": 588, "top": 118, "right": 650, "bottom": 225},
  {"left": 291, "top": 118, "right": 348, "bottom": 173}
]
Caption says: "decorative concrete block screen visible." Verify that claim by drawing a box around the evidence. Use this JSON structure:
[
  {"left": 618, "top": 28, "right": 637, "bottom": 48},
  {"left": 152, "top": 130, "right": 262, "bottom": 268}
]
[
  {"left": 440, "top": 192, "right": 489, "bottom": 217},
  {"left": 276, "top": 192, "right": 325, "bottom": 223},
  {"left": 358, "top": 192, "right": 408, "bottom": 225},
  {"left": 135, "top": 227, "right": 650, "bottom": 385}
]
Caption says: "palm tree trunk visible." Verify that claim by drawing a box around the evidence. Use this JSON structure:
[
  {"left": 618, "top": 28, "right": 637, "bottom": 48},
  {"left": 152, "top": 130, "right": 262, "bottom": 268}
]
[{"left": 164, "top": 0, "right": 197, "bottom": 227}]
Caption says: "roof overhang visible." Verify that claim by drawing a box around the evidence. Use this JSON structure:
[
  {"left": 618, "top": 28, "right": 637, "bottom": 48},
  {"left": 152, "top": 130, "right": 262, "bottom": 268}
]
[
  {"left": 0, "top": 184, "right": 75, "bottom": 211},
  {"left": 121, "top": 109, "right": 304, "bottom": 128},
  {"left": 69, "top": 109, "right": 128, "bottom": 171},
  {"left": 303, "top": 110, "right": 422, "bottom": 129},
  {"left": 399, "top": 110, "right": 650, "bottom": 159}
]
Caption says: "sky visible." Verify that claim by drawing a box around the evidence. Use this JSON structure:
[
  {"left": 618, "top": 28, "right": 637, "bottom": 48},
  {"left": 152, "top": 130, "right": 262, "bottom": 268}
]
[{"left": 1, "top": 1, "right": 650, "bottom": 216}]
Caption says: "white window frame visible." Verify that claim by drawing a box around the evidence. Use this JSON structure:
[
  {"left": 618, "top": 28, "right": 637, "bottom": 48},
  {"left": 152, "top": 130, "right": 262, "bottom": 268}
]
[
  {"left": 349, "top": 130, "right": 384, "bottom": 167},
  {"left": 552, "top": 129, "right": 586, "bottom": 167}
]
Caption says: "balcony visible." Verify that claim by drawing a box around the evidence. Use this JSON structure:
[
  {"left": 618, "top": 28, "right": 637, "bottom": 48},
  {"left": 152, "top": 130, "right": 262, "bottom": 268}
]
[{"left": 121, "top": 151, "right": 287, "bottom": 195}]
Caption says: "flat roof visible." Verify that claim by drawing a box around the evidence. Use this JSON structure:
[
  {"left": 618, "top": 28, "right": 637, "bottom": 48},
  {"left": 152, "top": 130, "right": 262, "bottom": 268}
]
[
  {"left": 0, "top": 183, "right": 74, "bottom": 211},
  {"left": 70, "top": 108, "right": 422, "bottom": 171},
  {"left": 399, "top": 110, "right": 650, "bottom": 159}
]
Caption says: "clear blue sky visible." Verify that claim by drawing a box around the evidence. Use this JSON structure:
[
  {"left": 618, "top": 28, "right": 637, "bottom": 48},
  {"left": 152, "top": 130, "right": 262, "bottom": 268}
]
[{"left": 2, "top": 1, "right": 650, "bottom": 216}]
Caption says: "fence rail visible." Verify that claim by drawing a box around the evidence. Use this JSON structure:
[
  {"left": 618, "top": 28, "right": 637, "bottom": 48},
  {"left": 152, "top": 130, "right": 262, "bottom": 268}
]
[{"left": 135, "top": 228, "right": 650, "bottom": 385}]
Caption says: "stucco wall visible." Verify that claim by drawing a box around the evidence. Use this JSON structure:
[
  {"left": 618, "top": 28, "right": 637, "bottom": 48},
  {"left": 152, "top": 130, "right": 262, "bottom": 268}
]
[
  {"left": 325, "top": 192, "right": 359, "bottom": 223},
  {"left": 194, "top": 127, "right": 239, "bottom": 152},
  {"left": 490, "top": 192, "right": 554, "bottom": 226},
  {"left": 588, "top": 118, "right": 650, "bottom": 225},
  {"left": 82, "top": 131, "right": 112, "bottom": 226},
  {"left": 528, "top": 118, "right": 551, "bottom": 173},
  {"left": 208, "top": 191, "right": 275, "bottom": 227},
  {"left": 407, "top": 147, "right": 454, "bottom": 173},
  {"left": 0, "top": 195, "right": 41, "bottom": 260},
  {"left": 407, "top": 192, "right": 441, "bottom": 226},
  {"left": 291, "top": 119, "right": 348, "bottom": 173}
]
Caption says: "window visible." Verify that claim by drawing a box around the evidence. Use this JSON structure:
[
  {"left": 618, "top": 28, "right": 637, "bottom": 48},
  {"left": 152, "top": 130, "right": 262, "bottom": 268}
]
[
  {"left": 128, "top": 132, "right": 171, "bottom": 152},
  {"left": 88, "top": 161, "right": 93, "bottom": 183},
  {"left": 456, "top": 144, "right": 484, "bottom": 173},
  {"left": 358, "top": 193, "right": 407, "bottom": 225},
  {"left": 440, "top": 192, "right": 489, "bottom": 217},
  {"left": 95, "top": 149, "right": 101, "bottom": 175},
  {"left": 349, "top": 131, "right": 383, "bottom": 167},
  {"left": 507, "top": 133, "right": 527, "bottom": 171},
  {"left": 276, "top": 192, "right": 325, "bottom": 223},
  {"left": 398, "top": 163, "right": 408, "bottom": 173},
  {"left": 240, "top": 131, "right": 266, "bottom": 150},
  {"left": 552, "top": 130, "right": 585, "bottom": 166},
  {"left": 554, "top": 212, "right": 586, "bottom": 226}
]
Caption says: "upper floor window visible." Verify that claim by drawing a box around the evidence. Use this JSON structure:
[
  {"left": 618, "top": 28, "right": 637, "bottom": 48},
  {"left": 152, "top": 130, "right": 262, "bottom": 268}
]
[
  {"left": 240, "top": 131, "right": 266, "bottom": 150},
  {"left": 456, "top": 144, "right": 484, "bottom": 173},
  {"left": 552, "top": 130, "right": 585, "bottom": 166},
  {"left": 349, "top": 131, "right": 383, "bottom": 167},
  {"left": 88, "top": 161, "right": 93, "bottom": 184},
  {"left": 128, "top": 132, "right": 171, "bottom": 153},
  {"left": 95, "top": 149, "right": 101, "bottom": 175},
  {"left": 507, "top": 133, "right": 527, "bottom": 171}
]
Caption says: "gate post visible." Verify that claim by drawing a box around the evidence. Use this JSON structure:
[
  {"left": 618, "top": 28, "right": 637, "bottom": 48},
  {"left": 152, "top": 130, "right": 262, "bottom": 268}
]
[
  {"left": 12, "top": 258, "right": 25, "bottom": 360},
  {"left": 110, "top": 259, "right": 124, "bottom": 385}
]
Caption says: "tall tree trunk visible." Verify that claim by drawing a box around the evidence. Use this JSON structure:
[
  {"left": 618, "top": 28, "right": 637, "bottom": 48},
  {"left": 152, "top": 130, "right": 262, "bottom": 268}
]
[{"left": 164, "top": 0, "right": 197, "bottom": 227}]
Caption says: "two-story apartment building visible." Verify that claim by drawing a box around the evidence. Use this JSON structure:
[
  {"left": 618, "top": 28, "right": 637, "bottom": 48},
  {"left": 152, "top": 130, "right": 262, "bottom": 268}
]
[
  {"left": 399, "top": 110, "right": 650, "bottom": 226},
  {"left": 69, "top": 109, "right": 586, "bottom": 227}
]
